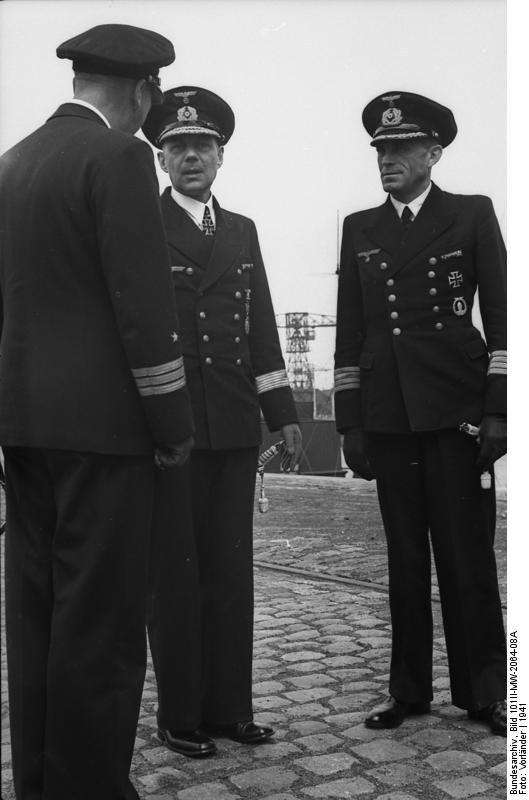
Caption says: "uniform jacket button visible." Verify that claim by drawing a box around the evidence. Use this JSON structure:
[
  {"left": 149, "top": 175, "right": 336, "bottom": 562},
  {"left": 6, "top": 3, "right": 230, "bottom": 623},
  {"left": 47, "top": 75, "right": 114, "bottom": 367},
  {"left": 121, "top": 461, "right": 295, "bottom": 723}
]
[
  {"left": 428, "top": 270, "right": 436, "bottom": 278},
  {"left": 205, "top": 356, "right": 213, "bottom": 364},
  {"left": 234, "top": 313, "right": 240, "bottom": 320},
  {"left": 234, "top": 336, "right": 241, "bottom": 343},
  {"left": 202, "top": 334, "right": 210, "bottom": 342},
  {"left": 199, "top": 311, "right": 206, "bottom": 319},
  {"left": 390, "top": 311, "right": 399, "bottom": 319},
  {"left": 235, "top": 291, "right": 242, "bottom": 299},
  {"left": 236, "top": 358, "right": 242, "bottom": 365},
  {"left": 433, "top": 305, "right": 440, "bottom": 313},
  {"left": 429, "top": 287, "right": 437, "bottom": 296},
  {"left": 435, "top": 322, "right": 444, "bottom": 330},
  {"left": 429, "top": 257, "right": 438, "bottom": 266},
  {"left": 186, "top": 267, "right": 194, "bottom": 275},
  {"left": 380, "top": 261, "right": 388, "bottom": 270},
  {"left": 237, "top": 268, "right": 242, "bottom": 275},
  {"left": 386, "top": 278, "right": 394, "bottom": 286},
  {"left": 388, "top": 294, "right": 397, "bottom": 302},
  {"left": 393, "top": 327, "right": 402, "bottom": 335}
]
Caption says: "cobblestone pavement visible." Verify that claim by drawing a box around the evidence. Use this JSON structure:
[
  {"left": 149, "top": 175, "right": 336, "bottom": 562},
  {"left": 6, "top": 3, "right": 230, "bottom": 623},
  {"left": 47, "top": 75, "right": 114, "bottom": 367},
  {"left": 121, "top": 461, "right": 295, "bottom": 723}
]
[{"left": 1, "top": 475, "right": 507, "bottom": 799}]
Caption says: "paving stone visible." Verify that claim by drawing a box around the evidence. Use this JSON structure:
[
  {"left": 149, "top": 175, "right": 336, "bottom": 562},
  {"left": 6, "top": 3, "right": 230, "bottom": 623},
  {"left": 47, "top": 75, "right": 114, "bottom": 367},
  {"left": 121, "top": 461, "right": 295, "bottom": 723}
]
[
  {"left": 488, "top": 761, "right": 507, "bottom": 777},
  {"left": 326, "top": 656, "right": 365, "bottom": 668},
  {"left": 289, "top": 661, "right": 330, "bottom": 673},
  {"left": 404, "top": 728, "right": 467, "bottom": 749},
  {"left": 302, "top": 777, "right": 375, "bottom": 797},
  {"left": 230, "top": 767, "right": 299, "bottom": 793},
  {"left": 325, "top": 712, "right": 367, "bottom": 728},
  {"left": 324, "top": 641, "right": 363, "bottom": 655},
  {"left": 254, "top": 680, "right": 286, "bottom": 695},
  {"left": 471, "top": 736, "right": 507, "bottom": 754},
  {"left": 351, "top": 739, "right": 418, "bottom": 763},
  {"left": 342, "top": 723, "right": 385, "bottom": 741},
  {"left": 288, "top": 674, "right": 337, "bottom": 688},
  {"left": 329, "top": 693, "right": 379, "bottom": 712},
  {"left": 284, "top": 687, "right": 336, "bottom": 703},
  {"left": 433, "top": 775, "right": 492, "bottom": 797},
  {"left": 294, "top": 733, "right": 345, "bottom": 752},
  {"left": 254, "top": 695, "right": 293, "bottom": 710},
  {"left": 366, "top": 762, "right": 430, "bottom": 786},
  {"left": 252, "top": 742, "right": 303, "bottom": 760},
  {"left": 282, "top": 651, "right": 324, "bottom": 662},
  {"left": 426, "top": 750, "right": 485, "bottom": 772},
  {"left": 295, "top": 752, "right": 359, "bottom": 775},
  {"left": 177, "top": 782, "right": 241, "bottom": 799},
  {"left": 375, "top": 795, "right": 420, "bottom": 800},
  {"left": 290, "top": 720, "right": 330, "bottom": 735},
  {"left": 284, "top": 702, "right": 330, "bottom": 719}
]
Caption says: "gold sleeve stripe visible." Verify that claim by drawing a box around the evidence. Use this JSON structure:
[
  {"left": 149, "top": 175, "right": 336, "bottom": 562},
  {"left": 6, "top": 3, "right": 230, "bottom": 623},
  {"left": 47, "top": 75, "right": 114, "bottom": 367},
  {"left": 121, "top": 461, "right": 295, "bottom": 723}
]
[
  {"left": 488, "top": 350, "right": 507, "bottom": 377},
  {"left": 334, "top": 366, "right": 360, "bottom": 391},
  {"left": 131, "top": 357, "right": 184, "bottom": 379},
  {"left": 136, "top": 375, "right": 186, "bottom": 397},
  {"left": 255, "top": 369, "right": 290, "bottom": 394}
]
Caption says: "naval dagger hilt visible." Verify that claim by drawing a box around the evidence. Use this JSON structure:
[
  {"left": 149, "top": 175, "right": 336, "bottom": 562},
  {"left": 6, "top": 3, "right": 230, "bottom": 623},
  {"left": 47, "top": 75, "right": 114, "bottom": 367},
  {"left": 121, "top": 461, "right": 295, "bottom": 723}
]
[{"left": 256, "top": 439, "right": 298, "bottom": 513}]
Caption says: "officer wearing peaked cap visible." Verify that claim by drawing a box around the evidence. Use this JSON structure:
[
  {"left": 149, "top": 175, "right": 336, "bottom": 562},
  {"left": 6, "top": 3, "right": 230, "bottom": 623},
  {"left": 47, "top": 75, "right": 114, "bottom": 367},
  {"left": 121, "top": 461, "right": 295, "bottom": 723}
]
[
  {"left": 334, "top": 91, "right": 506, "bottom": 735},
  {"left": 142, "top": 87, "right": 302, "bottom": 758},
  {"left": 0, "top": 24, "right": 193, "bottom": 800}
]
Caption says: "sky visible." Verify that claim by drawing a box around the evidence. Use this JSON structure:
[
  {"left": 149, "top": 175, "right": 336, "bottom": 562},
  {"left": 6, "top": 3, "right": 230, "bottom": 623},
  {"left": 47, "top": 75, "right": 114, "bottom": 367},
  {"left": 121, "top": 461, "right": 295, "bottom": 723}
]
[{"left": 0, "top": 0, "right": 507, "bottom": 384}]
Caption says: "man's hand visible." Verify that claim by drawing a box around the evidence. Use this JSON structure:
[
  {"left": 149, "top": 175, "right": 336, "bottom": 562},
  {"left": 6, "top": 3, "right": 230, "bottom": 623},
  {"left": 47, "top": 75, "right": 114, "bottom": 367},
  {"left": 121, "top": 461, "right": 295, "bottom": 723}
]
[
  {"left": 343, "top": 427, "right": 375, "bottom": 481},
  {"left": 477, "top": 414, "right": 507, "bottom": 471},
  {"left": 154, "top": 436, "right": 194, "bottom": 470},
  {"left": 280, "top": 423, "right": 303, "bottom": 469}
]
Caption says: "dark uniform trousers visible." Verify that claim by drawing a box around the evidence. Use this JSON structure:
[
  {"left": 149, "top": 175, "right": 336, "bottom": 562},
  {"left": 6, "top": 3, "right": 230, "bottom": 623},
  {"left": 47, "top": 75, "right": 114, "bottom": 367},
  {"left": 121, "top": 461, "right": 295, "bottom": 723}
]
[
  {"left": 367, "top": 431, "right": 505, "bottom": 709},
  {"left": 146, "top": 192, "right": 297, "bottom": 730},
  {"left": 148, "top": 447, "right": 258, "bottom": 728},
  {"left": 334, "top": 184, "right": 507, "bottom": 711},
  {"left": 4, "top": 447, "right": 155, "bottom": 800}
]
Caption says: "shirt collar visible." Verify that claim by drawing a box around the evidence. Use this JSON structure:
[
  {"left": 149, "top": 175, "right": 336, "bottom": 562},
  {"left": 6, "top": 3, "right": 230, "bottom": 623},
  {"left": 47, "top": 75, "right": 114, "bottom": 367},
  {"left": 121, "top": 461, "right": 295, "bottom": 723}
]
[
  {"left": 69, "top": 99, "right": 111, "bottom": 129},
  {"left": 390, "top": 182, "right": 432, "bottom": 220},
  {"left": 170, "top": 187, "right": 216, "bottom": 228}
]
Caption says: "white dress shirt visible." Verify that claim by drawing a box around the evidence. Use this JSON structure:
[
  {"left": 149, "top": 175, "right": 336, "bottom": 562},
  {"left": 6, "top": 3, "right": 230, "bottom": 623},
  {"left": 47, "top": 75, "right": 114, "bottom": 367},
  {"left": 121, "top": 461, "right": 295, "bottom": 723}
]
[
  {"left": 171, "top": 188, "right": 216, "bottom": 229},
  {"left": 68, "top": 99, "right": 111, "bottom": 129},
  {"left": 390, "top": 182, "right": 432, "bottom": 221}
]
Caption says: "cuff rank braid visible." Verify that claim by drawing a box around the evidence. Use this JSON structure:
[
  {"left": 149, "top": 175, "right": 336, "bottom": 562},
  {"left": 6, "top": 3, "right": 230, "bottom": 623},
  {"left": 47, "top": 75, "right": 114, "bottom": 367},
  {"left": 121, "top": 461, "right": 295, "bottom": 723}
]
[{"left": 131, "top": 357, "right": 186, "bottom": 396}]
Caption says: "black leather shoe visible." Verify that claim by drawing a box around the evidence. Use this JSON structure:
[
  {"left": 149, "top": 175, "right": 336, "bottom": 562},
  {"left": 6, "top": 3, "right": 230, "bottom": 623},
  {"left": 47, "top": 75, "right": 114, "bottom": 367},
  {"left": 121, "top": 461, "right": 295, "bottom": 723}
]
[
  {"left": 365, "top": 697, "right": 431, "bottom": 729},
  {"left": 204, "top": 720, "right": 274, "bottom": 743},
  {"left": 468, "top": 700, "right": 507, "bottom": 736},
  {"left": 157, "top": 728, "right": 217, "bottom": 757}
]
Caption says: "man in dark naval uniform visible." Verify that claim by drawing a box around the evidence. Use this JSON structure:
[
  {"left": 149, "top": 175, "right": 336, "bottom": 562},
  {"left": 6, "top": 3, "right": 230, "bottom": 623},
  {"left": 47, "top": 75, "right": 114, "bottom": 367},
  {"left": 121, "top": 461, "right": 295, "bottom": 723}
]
[
  {"left": 0, "top": 25, "right": 194, "bottom": 800},
  {"left": 142, "top": 87, "right": 302, "bottom": 758},
  {"left": 334, "top": 91, "right": 506, "bottom": 735}
]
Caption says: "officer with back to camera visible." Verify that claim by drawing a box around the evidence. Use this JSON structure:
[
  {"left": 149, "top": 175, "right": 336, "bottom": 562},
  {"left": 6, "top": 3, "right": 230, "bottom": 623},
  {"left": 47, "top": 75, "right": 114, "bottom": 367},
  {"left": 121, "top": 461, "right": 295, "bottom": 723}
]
[
  {"left": 142, "top": 87, "right": 302, "bottom": 759},
  {"left": 334, "top": 91, "right": 506, "bottom": 736},
  {"left": 0, "top": 24, "right": 193, "bottom": 800}
]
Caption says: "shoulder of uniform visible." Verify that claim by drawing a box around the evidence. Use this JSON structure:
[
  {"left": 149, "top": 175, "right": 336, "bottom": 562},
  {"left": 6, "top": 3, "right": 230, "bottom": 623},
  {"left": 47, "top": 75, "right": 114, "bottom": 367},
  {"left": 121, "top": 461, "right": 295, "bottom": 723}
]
[
  {"left": 343, "top": 203, "right": 385, "bottom": 226},
  {"left": 220, "top": 207, "right": 254, "bottom": 228},
  {"left": 439, "top": 189, "right": 493, "bottom": 207}
]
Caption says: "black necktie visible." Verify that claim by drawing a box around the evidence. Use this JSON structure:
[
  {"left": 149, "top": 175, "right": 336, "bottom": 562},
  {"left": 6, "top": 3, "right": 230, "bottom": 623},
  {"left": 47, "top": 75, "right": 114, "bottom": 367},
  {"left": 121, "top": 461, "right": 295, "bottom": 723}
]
[
  {"left": 202, "top": 206, "right": 215, "bottom": 236},
  {"left": 401, "top": 205, "right": 414, "bottom": 229}
]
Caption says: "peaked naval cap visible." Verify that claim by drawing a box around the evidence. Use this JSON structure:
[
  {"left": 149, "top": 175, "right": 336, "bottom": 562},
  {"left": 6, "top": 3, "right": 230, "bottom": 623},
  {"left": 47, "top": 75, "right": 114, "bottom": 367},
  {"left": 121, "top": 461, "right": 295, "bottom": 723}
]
[
  {"left": 142, "top": 86, "right": 235, "bottom": 148},
  {"left": 362, "top": 91, "right": 457, "bottom": 147},
  {"left": 56, "top": 24, "right": 175, "bottom": 103}
]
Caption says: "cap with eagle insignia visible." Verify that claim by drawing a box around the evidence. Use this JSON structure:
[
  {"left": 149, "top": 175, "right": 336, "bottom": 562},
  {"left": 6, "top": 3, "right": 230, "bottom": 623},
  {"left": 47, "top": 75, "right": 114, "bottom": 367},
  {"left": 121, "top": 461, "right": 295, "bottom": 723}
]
[
  {"left": 56, "top": 24, "right": 175, "bottom": 104},
  {"left": 362, "top": 91, "right": 457, "bottom": 147},
  {"left": 142, "top": 86, "right": 235, "bottom": 148}
]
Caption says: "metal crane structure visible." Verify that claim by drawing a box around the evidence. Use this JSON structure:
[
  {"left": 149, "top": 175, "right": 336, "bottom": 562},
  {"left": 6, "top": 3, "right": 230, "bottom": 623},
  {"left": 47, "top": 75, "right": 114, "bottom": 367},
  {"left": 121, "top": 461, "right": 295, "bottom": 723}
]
[{"left": 275, "top": 312, "right": 336, "bottom": 391}]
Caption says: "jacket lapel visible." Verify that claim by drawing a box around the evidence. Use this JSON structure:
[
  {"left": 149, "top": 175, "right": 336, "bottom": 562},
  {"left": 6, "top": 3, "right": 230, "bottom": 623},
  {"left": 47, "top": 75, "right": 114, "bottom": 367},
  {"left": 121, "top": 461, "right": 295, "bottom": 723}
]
[
  {"left": 161, "top": 188, "right": 213, "bottom": 270},
  {"left": 362, "top": 198, "right": 403, "bottom": 257},
  {"left": 198, "top": 199, "right": 242, "bottom": 292},
  {"left": 393, "top": 183, "right": 456, "bottom": 274}
]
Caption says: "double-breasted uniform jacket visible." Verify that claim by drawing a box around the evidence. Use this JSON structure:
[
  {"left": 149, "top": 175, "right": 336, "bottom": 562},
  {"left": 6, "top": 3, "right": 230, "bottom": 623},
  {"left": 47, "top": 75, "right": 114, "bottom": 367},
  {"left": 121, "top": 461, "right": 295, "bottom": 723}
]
[
  {"left": 334, "top": 183, "right": 506, "bottom": 434},
  {"left": 0, "top": 103, "right": 193, "bottom": 455},
  {"left": 160, "top": 187, "right": 298, "bottom": 447}
]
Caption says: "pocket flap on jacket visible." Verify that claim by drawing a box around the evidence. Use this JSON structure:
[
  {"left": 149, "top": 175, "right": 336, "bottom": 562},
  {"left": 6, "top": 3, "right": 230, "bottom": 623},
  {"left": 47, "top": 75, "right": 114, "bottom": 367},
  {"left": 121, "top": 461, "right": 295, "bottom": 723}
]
[
  {"left": 359, "top": 352, "right": 375, "bottom": 369},
  {"left": 463, "top": 338, "right": 488, "bottom": 359}
]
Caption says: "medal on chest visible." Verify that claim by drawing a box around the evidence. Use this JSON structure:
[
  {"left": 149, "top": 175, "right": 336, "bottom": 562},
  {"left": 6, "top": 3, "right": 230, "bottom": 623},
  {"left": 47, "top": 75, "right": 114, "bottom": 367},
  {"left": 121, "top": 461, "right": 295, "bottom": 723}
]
[
  {"left": 244, "top": 289, "right": 251, "bottom": 334},
  {"left": 452, "top": 296, "right": 468, "bottom": 317}
]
